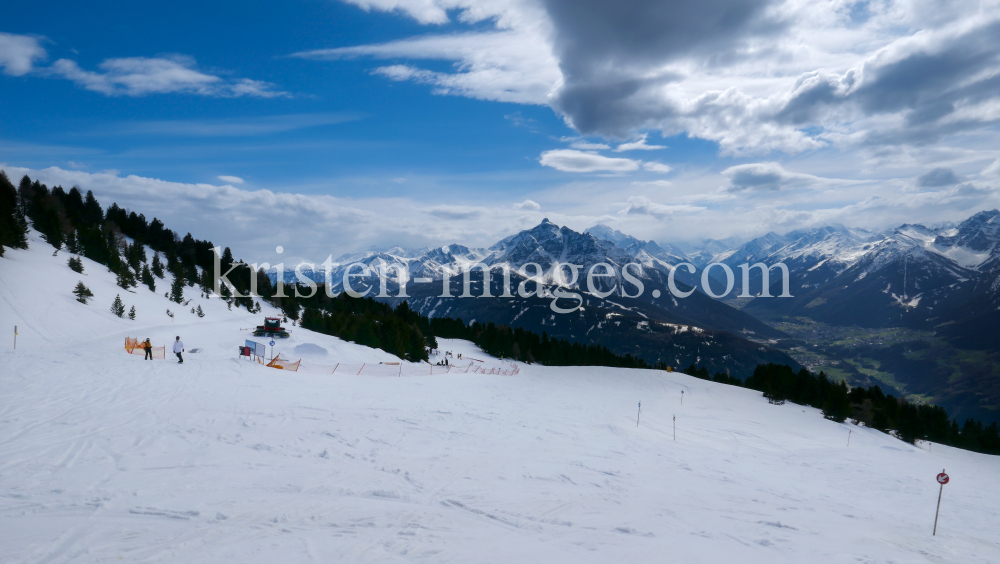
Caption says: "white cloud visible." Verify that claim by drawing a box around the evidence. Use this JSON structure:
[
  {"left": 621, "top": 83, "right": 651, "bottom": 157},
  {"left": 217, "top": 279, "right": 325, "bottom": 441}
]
[
  {"left": 340, "top": 0, "right": 453, "bottom": 24},
  {"left": 570, "top": 141, "right": 611, "bottom": 150},
  {"left": 1, "top": 165, "right": 544, "bottom": 262},
  {"left": 294, "top": 23, "right": 557, "bottom": 105},
  {"left": 539, "top": 149, "right": 640, "bottom": 173},
  {"left": 721, "top": 162, "right": 835, "bottom": 192},
  {"left": 513, "top": 199, "right": 541, "bottom": 210},
  {"left": 617, "top": 196, "right": 705, "bottom": 219},
  {"left": 980, "top": 158, "right": 1000, "bottom": 178},
  {"left": 0, "top": 33, "right": 287, "bottom": 98},
  {"left": 631, "top": 180, "right": 672, "bottom": 188},
  {"left": 560, "top": 136, "right": 610, "bottom": 150},
  {"left": 48, "top": 56, "right": 288, "bottom": 98},
  {"left": 0, "top": 33, "right": 46, "bottom": 76},
  {"left": 104, "top": 113, "right": 363, "bottom": 137},
  {"left": 642, "top": 162, "right": 673, "bottom": 173},
  {"left": 614, "top": 135, "right": 667, "bottom": 152},
  {"left": 425, "top": 204, "right": 486, "bottom": 220},
  {"left": 217, "top": 175, "right": 244, "bottom": 184}
]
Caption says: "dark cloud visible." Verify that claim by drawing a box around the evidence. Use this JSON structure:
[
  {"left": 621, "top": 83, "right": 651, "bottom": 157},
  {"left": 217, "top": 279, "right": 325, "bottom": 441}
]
[
  {"left": 543, "top": 1, "right": 1000, "bottom": 150},
  {"left": 775, "top": 20, "right": 1000, "bottom": 146},
  {"left": 917, "top": 167, "right": 961, "bottom": 187},
  {"left": 543, "top": 0, "right": 782, "bottom": 136}
]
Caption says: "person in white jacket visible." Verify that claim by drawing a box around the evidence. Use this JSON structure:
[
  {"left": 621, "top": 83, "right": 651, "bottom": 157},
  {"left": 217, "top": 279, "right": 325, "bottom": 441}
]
[{"left": 173, "top": 336, "right": 184, "bottom": 364}]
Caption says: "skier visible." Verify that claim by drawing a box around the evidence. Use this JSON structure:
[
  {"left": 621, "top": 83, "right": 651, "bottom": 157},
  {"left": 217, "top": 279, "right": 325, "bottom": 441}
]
[
  {"left": 143, "top": 338, "right": 153, "bottom": 360},
  {"left": 173, "top": 336, "right": 184, "bottom": 364}
]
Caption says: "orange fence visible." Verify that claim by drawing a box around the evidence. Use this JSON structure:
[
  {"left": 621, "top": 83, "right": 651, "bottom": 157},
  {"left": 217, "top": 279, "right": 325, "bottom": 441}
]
[
  {"left": 294, "top": 360, "right": 520, "bottom": 377},
  {"left": 266, "top": 354, "right": 301, "bottom": 371},
  {"left": 125, "top": 337, "right": 166, "bottom": 359}
]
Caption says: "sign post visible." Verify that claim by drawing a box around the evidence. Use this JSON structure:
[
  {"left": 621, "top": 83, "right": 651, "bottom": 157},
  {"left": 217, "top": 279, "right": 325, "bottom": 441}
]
[{"left": 933, "top": 469, "right": 949, "bottom": 536}]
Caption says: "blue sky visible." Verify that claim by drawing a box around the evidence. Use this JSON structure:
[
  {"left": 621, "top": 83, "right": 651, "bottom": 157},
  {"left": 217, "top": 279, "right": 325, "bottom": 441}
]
[{"left": 3, "top": 1, "right": 1000, "bottom": 263}]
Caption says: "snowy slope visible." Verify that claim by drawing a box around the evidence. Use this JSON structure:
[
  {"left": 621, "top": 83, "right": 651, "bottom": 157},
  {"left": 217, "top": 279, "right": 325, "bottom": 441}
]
[{"left": 2, "top": 235, "right": 1000, "bottom": 563}]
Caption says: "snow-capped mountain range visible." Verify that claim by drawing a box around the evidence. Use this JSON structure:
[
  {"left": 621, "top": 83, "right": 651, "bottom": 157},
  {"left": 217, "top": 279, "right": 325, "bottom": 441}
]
[{"left": 272, "top": 209, "right": 1000, "bottom": 350}]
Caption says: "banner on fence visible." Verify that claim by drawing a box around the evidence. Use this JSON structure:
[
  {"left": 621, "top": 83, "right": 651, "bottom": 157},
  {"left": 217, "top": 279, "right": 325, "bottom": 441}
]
[{"left": 267, "top": 354, "right": 301, "bottom": 372}]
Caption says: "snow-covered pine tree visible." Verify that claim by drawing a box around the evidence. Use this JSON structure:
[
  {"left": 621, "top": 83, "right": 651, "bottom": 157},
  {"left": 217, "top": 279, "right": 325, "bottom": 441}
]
[
  {"left": 68, "top": 256, "right": 84, "bottom": 273},
  {"left": 166, "top": 309, "right": 174, "bottom": 319},
  {"left": 151, "top": 253, "right": 165, "bottom": 278},
  {"left": 196, "top": 305, "right": 205, "bottom": 317},
  {"left": 73, "top": 281, "right": 94, "bottom": 304},
  {"left": 111, "top": 294, "right": 126, "bottom": 317},
  {"left": 141, "top": 264, "right": 155, "bottom": 292},
  {"left": 128, "top": 305, "right": 136, "bottom": 320},
  {"left": 169, "top": 272, "right": 185, "bottom": 303}
]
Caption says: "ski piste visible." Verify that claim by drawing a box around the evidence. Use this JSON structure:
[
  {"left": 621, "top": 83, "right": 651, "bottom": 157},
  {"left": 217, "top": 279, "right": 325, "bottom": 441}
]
[{"left": 2, "top": 228, "right": 999, "bottom": 563}]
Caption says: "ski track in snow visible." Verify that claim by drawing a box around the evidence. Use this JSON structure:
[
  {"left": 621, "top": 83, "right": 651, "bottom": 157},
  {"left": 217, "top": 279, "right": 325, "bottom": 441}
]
[{"left": 2, "top": 233, "right": 1000, "bottom": 563}]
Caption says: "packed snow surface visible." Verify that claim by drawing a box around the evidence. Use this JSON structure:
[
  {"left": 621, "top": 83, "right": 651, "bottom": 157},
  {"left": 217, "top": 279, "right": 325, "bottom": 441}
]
[{"left": 2, "top": 235, "right": 1000, "bottom": 563}]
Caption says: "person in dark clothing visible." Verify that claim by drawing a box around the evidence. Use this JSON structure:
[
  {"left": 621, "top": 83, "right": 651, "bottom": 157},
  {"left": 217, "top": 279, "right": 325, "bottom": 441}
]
[{"left": 143, "top": 338, "right": 153, "bottom": 360}]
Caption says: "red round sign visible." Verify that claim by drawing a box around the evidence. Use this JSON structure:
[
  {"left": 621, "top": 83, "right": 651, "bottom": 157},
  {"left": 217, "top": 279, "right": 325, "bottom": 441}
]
[{"left": 937, "top": 472, "right": 950, "bottom": 485}]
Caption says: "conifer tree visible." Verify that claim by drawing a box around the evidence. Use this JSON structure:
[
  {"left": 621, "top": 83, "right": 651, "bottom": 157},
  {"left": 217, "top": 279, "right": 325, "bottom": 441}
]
[
  {"left": 196, "top": 305, "right": 205, "bottom": 317},
  {"left": 73, "top": 281, "right": 94, "bottom": 304},
  {"left": 65, "top": 229, "right": 80, "bottom": 254},
  {"left": 169, "top": 272, "right": 185, "bottom": 303},
  {"left": 141, "top": 264, "right": 155, "bottom": 292},
  {"left": 128, "top": 305, "right": 136, "bottom": 320},
  {"left": 111, "top": 294, "right": 126, "bottom": 317},
  {"left": 116, "top": 263, "right": 137, "bottom": 289},
  {"left": 68, "top": 256, "right": 84, "bottom": 273},
  {"left": 151, "top": 253, "right": 165, "bottom": 278},
  {"left": 0, "top": 170, "right": 29, "bottom": 255}
]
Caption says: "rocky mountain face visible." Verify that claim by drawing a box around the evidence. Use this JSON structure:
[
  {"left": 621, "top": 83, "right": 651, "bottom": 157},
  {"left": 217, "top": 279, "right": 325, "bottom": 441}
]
[{"left": 741, "top": 210, "right": 1000, "bottom": 340}]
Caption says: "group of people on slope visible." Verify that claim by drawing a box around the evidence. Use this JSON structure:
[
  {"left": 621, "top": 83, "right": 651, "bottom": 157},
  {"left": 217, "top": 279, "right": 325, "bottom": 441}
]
[{"left": 140, "top": 336, "right": 185, "bottom": 363}]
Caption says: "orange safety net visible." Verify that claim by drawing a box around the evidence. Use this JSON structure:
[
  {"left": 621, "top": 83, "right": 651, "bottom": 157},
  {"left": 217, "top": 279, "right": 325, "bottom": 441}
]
[
  {"left": 266, "top": 354, "right": 301, "bottom": 372},
  {"left": 125, "top": 337, "right": 166, "bottom": 359},
  {"left": 296, "top": 361, "right": 520, "bottom": 377}
]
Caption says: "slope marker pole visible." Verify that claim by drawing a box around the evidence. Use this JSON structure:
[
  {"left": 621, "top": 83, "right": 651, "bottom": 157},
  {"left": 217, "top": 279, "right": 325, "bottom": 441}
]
[
  {"left": 636, "top": 401, "right": 641, "bottom": 427},
  {"left": 673, "top": 415, "right": 676, "bottom": 441},
  {"left": 848, "top": 429, "right": 851, "bottom": 447},
  {"left": 933, "top": 469, "right": 949, "bottom": 536}
]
